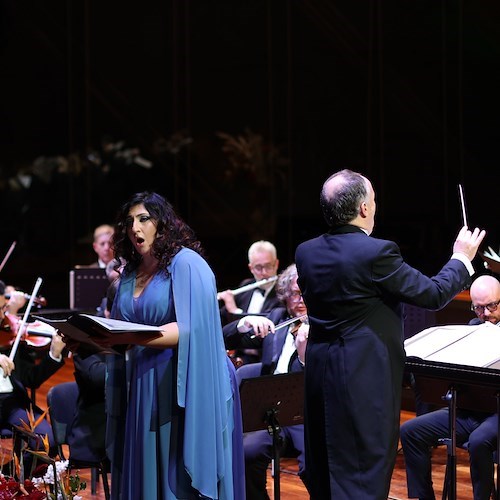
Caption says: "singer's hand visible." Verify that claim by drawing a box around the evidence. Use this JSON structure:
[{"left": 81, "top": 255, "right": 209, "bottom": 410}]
[{"left": 453, "top": 226, "right": 487, "bottom": 262}]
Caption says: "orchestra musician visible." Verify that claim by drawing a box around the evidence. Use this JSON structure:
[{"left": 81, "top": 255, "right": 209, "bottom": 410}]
[
  {"left": 0, "top": 279, "right": 66, "bottom": 468},
  {"left": 222, "top": 263, "right": 311, "bottom": 499},
  {"left": 82, "top": 224, "right": 115, "bottom": 269},
  {"left": 218, "top": 240, "right": 282, "bottom": 365},
  {"left": 401, "top": 273, "right": 500, "bottom": 500}
]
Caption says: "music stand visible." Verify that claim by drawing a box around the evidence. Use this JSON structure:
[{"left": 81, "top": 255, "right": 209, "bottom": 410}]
[
  {"left": 408, "top": 358, "right": 500, "bottom": 500},
  {"left": 239, "top": 370, "right": 304, "bottom": 500}
]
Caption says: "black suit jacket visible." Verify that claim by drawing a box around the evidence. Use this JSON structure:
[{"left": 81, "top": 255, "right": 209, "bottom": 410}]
[
  {"left": 6, "top": 343, "right": 65, "bottom": 413},
  {"left": 295, "top": 224, "right": 472, "bottom": 499},
  {"left": 67, "top": 352, "right": 107, "bottom": 462}
]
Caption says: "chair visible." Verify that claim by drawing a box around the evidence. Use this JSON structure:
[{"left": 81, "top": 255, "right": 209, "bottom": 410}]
[
  {"left": 47, "top": 381, "right": 110, "bottom": 499},
  {"left": 235, "top": 362, "right": 262, "bottom": 386}
]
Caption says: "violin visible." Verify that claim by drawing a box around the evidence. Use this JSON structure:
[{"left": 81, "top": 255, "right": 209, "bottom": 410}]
[{"left": 0, "top": 313, "right": 54, "bottom": 350}]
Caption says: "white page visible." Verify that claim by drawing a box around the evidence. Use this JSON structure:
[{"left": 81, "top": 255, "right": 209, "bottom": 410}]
[
  {"left": 404, "top": 324, "right": 479, "bottom": 359},
  {"left": 79, "top": 314, "right": 162, "bottom": 332},
  {"left": 425, "top": 323, "right": 500, "bottom": 367}
]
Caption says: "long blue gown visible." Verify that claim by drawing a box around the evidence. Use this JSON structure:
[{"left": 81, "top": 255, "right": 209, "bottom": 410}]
[{"left": 106, "top": 248, "right": 245, "bottom": 499}]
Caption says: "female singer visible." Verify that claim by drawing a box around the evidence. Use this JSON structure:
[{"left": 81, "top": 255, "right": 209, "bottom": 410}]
[{"left": 97, "top": 192, "right": 244, "bottom": 499}]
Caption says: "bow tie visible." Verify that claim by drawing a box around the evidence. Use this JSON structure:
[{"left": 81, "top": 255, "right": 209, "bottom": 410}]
[{"left": 254, "top": 288, "right": 265, "bottom": 296}]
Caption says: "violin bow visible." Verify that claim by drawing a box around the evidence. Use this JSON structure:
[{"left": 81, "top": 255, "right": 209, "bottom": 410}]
[
  {"left": 250, "top": 313, "right": 308, "bottom": 339},
  {"left": 0, "top": 241, "right": 17, "bottom": 273},
  {"left": 9, "top": 277, "right": 43, "bottom": 361},
  {"left": 274, "top": 314, "right": 308, "bottom": 331}
]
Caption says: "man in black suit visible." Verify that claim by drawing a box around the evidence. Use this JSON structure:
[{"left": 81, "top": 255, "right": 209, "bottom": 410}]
[
  {"left": 67, "top": 351, "right": 107, "bottom": 463},
  {"left": 401, "top": 273, "right": 500, "bottom": 500},
  {"left": 219, "top": 240, "right": 282, "bottom": 365},
  {"left": 295, "top": 169, "right": 486, "bottom": 499},
  {"left": 223, "top": 263, "right": 309, "bottom": 499}
]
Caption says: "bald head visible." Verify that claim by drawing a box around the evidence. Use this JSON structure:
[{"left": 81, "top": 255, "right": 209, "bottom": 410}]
[
  {"left": 320, "top": 169, "right": 376, "bottom": 234},
  {"left": 470, "top": 274, "right": 500, "bottom": 324}
]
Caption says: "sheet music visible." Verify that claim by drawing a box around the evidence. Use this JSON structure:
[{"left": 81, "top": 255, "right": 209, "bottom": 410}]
[
  {"left": 404, "top": 324, "right": 478, "bottom": 359},
  {"left": 405, "top": 323, "right": 500, "bottom": 368}
]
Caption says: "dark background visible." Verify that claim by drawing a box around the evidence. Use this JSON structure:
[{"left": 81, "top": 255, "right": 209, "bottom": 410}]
[{"left": 0, "top": 0, "right": 498, "bottom": 309}]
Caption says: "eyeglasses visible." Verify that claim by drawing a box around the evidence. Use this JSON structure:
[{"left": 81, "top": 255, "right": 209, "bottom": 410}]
[
  {"left": 289, "top": 291, "right": 303, "bottom": 303},
  {"left": 251, "top": 263, "right": 276, "bottom": 273},
  {"left": 470, "top": 300, "right": 500, "bottom": 314}
]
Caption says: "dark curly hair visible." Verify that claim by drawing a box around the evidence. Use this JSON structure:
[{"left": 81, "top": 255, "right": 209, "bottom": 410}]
[{"left": 112, "top": 192, "right": 204, "bottom": 275}]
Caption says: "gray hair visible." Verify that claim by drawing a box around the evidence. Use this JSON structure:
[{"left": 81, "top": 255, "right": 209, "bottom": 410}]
[
  {"left": 276, "top": 263, "right": 298, "bottom": 302},
  {"left": 248, "top": 240, "right": 277, "bottom": 262}
]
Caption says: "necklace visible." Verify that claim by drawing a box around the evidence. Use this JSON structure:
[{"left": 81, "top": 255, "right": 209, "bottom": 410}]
[{"left": 136, "top": 265, "right": 157, "bottom": 288}]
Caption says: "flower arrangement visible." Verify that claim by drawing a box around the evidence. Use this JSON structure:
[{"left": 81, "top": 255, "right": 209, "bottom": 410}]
[
  {"left": 31, "top": 460, "right": 86, "bottom": 500},
  {"left": 0, "top": 408, "right": 86, "bottom": 499},
  {"left": 0, "top": 474, "right": 45, "bottom": 499}
]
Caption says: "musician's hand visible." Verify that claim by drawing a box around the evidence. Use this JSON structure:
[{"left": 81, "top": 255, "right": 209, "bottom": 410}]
[
  {"left": 5, "top": 287, "right": 26, "bottom": 316},
  {"left": 49, "top": 333, "right": 66, "bottom": 359},
  {"left": 0, "top": 354, "right": 15, "bottom": 376},
  {"left": 242, "top": 316, "right": 275, "bottom": 338},
  {"left": 217, "top": 290, "right": 238, "bottom": 313},
  {"left": 294, "top": 323, "right": 309, "bottom": 365},
  {"left": 58, "top": 331, "right": 80, "bottom": 354},
  {"left": 453, "top": 226, "right": 487, "bottom": 262}
]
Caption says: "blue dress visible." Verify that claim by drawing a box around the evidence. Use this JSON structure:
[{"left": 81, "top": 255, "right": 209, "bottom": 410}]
[{"left": 106, "top": 248, "right": 245, "bottom": 499}]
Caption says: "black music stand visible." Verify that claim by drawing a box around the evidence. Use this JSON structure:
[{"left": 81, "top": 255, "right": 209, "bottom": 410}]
[
  {"left": 239, "top": 370, "right": 304, "bottom": 500},
  {"left": 440, "top": 387, "right": 457, "bottom": 500},
  {"left": 409, "top": 359, "right": 500, "bottom": 500}
]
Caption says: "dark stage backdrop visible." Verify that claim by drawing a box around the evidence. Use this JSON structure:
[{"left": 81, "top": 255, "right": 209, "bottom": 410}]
[{"left": 0, "top": 0, "right": 498, "bottom": 308}]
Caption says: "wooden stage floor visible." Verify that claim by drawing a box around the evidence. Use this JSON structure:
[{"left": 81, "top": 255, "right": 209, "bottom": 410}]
[{"left": 32, "top": 357, "right": 475, "bottom": 499}]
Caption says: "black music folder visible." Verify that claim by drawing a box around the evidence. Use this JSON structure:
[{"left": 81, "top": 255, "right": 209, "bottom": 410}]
[{"left": 39, "top": 314, "right": 163, "bottom": 355}]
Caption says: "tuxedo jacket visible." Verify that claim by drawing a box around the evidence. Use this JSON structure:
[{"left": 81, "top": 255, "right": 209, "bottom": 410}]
[
  {"left": 222, "top": 306, "right": 304, "bottom": 375},
  {"left": 295, "top": 224, "right": 471, "bottom": 499},
  {"left": 7, "top": 343, "right": 64, "bottom": 412},
  {"left": 219, "top": 278, "right": 282, "bottom": 326}
]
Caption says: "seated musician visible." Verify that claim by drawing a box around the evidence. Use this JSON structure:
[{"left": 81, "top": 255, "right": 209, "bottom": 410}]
[
  {"left": 400, "top": 273, "right": 500, "bottom": 500},
  {"left": 67, "top": 351, "right": 107, "bottom": 464},
  {"left": 218, "top": 240, "right": 282, "bottom": 365},
  {"left": 0, "top": 280, "right": 66, "bottom": 466},
  {"left": 222, "top": 263, "right": 310, "bottom": 499}
]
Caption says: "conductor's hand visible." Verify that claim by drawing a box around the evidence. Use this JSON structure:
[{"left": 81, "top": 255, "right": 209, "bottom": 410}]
[
  {"left": 453, "top": 226, "right": 487, "bottom": 261},
  {"left": 242, "top": 316, "right": 275, "bottom": 338}
]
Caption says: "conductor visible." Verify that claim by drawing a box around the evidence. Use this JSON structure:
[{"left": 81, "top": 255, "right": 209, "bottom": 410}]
[{"left": 295, "top": 169, "right": 486, "bottom": 499}]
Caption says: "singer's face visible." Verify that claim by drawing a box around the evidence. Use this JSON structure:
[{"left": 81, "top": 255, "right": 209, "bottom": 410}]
[{"left": 126, "top": 204, "right": 158, "bottom": 257}]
